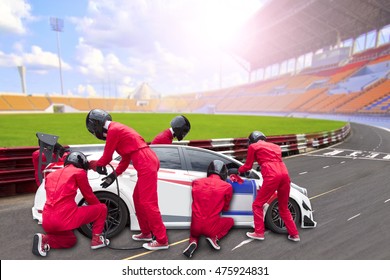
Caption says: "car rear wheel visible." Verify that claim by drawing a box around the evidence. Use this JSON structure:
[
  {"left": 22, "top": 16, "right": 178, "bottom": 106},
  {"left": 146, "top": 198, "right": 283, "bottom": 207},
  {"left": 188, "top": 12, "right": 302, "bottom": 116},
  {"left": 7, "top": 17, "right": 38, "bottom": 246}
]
[
  {"left": 265, "top": 198, "right": 300, "bottom": 234},
  {"left": 77, "top": 192, "right": 129, "bottom": 239}
]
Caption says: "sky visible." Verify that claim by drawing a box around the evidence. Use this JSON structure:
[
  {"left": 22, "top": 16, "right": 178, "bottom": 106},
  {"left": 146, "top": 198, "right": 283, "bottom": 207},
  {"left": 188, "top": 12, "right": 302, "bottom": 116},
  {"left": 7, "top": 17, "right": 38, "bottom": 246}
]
[{"left": 0, "top": 0, "right": 265, "bottom": 98}]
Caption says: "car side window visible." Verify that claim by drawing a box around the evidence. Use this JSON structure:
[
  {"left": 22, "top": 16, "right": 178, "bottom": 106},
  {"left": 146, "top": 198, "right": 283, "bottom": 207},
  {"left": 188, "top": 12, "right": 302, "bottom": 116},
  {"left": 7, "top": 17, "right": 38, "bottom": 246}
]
[
  {"left": 152, "top": 147, "right": 182, "bottom": 170},
  {"left": 186, "top": 149, "right": 238, "bottom": 172}
]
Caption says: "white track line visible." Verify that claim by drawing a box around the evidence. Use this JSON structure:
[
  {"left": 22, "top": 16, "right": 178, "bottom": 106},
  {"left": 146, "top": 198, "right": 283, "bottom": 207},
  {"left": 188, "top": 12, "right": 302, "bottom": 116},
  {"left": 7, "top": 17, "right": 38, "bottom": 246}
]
[
  {"left": 347, "top": 213, "right": 361, "bottom": 221},
  {"left": 231, "top": 239, "right": 254, "bottom": 251}
]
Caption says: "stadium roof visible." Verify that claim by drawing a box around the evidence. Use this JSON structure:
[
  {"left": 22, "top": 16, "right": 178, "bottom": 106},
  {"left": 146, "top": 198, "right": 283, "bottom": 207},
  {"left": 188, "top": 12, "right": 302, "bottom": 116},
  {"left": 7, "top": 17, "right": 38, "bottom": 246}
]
[{"left": 229, "top": 0, "right": 390, "bottom": 71}]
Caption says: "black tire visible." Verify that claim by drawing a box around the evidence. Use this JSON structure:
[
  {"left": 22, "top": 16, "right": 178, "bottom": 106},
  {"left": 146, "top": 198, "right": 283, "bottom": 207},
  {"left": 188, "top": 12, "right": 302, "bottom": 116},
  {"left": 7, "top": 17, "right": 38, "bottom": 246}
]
[
  {"left": 77, "top": 192, "right": 129, "bottom": 239},
  {"left": 264, "top": 198, "right": 300, "bottom": 234}
]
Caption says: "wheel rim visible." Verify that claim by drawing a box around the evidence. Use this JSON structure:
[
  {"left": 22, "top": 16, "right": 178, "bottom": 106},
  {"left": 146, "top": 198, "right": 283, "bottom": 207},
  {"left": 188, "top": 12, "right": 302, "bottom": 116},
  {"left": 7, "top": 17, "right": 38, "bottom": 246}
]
[
  {"left": 84, "top": 197, "right": 122, "bottom": 236},
  {"left": 271, "top": 201, "right": 297, "bottom": 230}
]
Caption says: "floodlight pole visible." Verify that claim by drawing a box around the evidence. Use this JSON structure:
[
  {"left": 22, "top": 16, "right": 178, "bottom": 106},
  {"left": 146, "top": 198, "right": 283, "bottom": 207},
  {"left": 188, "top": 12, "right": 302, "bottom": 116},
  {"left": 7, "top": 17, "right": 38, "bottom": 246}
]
[{"left": 50, "top": 17, "right": 64, "bottom": 95}]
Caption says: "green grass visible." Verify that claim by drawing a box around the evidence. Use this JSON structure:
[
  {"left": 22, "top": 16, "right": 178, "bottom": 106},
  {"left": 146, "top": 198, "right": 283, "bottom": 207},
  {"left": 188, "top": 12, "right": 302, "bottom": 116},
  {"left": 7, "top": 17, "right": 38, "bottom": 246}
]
[{"left": 0, "top": 113, "right": 346, "bottom": 147}]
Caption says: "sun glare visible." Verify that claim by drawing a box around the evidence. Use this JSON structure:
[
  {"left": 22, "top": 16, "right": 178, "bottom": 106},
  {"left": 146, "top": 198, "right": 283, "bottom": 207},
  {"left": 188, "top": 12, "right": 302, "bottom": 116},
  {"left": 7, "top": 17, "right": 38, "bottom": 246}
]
[{"left": 198, "top": 0, "right": 262, "bottom": 47}]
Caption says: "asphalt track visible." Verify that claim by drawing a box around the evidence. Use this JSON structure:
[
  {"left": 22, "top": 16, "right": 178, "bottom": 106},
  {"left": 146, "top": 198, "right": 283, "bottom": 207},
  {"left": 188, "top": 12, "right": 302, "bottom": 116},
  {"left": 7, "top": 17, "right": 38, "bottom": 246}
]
[{"left": 1, "top": 122, "right": 389, "bottom": 260}]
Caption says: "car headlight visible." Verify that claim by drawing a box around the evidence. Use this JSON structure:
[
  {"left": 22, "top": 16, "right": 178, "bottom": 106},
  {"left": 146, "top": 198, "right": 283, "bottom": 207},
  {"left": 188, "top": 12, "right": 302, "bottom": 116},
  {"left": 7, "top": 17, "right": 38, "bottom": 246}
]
[{"left": 291, "top": 183, "right": 308, "bottom": 197}]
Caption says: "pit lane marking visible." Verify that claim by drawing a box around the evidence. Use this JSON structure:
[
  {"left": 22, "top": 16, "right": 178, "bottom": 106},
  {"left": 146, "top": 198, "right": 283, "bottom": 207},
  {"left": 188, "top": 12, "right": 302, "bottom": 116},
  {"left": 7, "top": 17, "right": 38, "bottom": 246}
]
[
  {"left": 306, "top": 148, "right": 390, "bottom": 161},
  {"left": 309, "top": 183, "right": 353, "bottom": 200},
  {"left": 123, "top": 238, "right": 189, "bottom": 260},
  {"left": 231, "top": 238, "right": 254, "bottom": 251},
  {"left": 347, "top": 213, "right": 361, "bottom": 221}
]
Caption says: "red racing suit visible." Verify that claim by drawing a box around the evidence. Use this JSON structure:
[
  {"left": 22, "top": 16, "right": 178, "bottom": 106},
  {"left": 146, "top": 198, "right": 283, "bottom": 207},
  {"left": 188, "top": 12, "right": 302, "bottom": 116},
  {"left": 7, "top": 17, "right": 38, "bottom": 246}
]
[
  {"left": 42, "top": 165, "right": 107, "bottom": 249},
  {"left": 151, "top": 128, "right": 174, "bottom": 144},
  {"left": 238, "top": 141, "right": 298, "bottom": 236},
  {"left": 96, "top": 121, "right": 168, "bottom": 244},
  {"left": 189, "top": 174, "right": 234, "bottom": 244}
]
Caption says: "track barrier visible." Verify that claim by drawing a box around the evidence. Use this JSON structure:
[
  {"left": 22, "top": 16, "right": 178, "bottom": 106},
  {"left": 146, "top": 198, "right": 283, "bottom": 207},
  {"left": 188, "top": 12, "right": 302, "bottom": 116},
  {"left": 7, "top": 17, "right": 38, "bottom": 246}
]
[{"left": 0, "top": 123, "right": 350, "bottom": 197}]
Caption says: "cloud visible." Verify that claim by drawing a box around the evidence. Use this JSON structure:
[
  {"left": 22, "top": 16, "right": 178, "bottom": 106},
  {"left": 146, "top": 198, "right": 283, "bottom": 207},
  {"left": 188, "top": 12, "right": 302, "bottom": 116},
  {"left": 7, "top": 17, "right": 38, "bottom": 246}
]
[
  {"left": 77, "top": 84, "right": 97, "bottom": 97},
  {"left": 0, "top": 45, "right": 71, "bottom": 73},
  {"left": 36, "top": 0, "right": 262, "bottom": 96},
  {"left": 0, "top": 0, "right": 32, "bottom": 34}
]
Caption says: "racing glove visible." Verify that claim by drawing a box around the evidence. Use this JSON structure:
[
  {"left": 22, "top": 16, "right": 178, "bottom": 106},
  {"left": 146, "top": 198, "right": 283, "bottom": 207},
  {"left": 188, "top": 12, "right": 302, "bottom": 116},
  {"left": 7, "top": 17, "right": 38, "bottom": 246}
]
[
  {"left": 100, "top": 172, "right": 116, "bottom": 188},
  {"left": 96, "top": 165, "right": 108, "bottom": 175}
]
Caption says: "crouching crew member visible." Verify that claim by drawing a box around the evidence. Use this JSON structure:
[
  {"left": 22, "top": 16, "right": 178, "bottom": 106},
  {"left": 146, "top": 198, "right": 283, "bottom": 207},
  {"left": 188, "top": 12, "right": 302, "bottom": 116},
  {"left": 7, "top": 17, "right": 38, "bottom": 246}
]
[
  {"left": 32, "top": 151, "right": 108, "bottom": 257},
  {"left": 239, "top": 131, "right": 300, "bottom": 242},
  {"left": 151, "top": 115, "right": 191, "bottom": 144},
  {"left": 86, "top": 109, "right": 169, "bottom": 251},
  {"left": 183, "top": 160, "right": 234, "bottom": 258}
]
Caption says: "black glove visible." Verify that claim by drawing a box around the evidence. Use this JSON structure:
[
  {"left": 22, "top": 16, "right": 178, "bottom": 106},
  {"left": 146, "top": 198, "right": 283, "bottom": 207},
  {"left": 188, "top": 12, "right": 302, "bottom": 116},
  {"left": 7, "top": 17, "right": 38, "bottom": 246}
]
[
  {"left": 96, "top": 165, "right": 108, "bottom": 175},
  {"left": 100, "top": 172, "right": 116, "bottom": 188}
]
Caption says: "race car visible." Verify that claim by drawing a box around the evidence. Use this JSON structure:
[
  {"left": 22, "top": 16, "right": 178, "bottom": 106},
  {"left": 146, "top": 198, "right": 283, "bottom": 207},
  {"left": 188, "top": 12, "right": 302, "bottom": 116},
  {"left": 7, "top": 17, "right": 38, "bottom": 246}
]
[{"left": 32, "top": 144, "right": 317, "bottom": 238}]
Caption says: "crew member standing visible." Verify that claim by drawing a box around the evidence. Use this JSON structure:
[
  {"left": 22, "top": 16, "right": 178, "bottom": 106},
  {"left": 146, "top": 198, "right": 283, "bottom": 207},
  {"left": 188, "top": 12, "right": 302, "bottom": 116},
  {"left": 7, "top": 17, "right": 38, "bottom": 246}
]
[
  {"left": 238, "top": 131, "right": 300, "bottom": 242},
  {"left": 151, "top": 115, "right": 191, "bottom": 144},
  {"left": 32, "top": 151, "right": 108, "bottom": 257},
  {"left": 183, "top": 160, "right": 234, "bottom": 258},
  {"left": 86, "top": 109, "right": 169, "bottom": 250}
]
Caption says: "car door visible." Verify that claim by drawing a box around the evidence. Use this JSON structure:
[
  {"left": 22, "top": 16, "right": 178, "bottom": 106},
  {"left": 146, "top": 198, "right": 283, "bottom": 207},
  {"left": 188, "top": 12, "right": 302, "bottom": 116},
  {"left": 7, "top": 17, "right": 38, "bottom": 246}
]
[{"left": 151, "top": 146, "right": 193, "bottom": 228}]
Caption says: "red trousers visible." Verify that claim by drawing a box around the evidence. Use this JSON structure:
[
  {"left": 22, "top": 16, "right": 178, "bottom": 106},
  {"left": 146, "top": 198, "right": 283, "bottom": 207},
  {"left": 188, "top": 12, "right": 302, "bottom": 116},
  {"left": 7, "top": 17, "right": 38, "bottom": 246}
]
[
  {"left": 132, "top": 148, "right": 168, "bottom": 244},
  {"left": 189, "top": 217, "right": 234, "bottom": 244},
  {"left": 42, "top": 203, "right": 107, "bottom": 249},
  {"left": 252, "top": 172, "right": 299, "bottom": 236}
]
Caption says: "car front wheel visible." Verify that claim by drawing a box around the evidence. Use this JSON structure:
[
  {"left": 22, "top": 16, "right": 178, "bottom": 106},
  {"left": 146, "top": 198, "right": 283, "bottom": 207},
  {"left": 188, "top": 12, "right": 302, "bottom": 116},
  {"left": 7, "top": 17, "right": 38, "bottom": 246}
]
[
  {"left": 77, "top": 192, "right": 129, "bottom": 239},
  {"left": 265, "top": 198, "right": 300, "bottom": 234}
]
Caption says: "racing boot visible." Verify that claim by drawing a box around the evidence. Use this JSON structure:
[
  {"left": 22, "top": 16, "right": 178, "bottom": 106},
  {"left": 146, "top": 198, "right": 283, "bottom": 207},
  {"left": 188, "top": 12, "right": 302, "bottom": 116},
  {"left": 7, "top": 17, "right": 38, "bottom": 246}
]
[
  {"left": 206, "top": 236, "right": 220, "bottom": 250},
  {"left": 32, "top": 233, "right": 50, "bottom": 257},
  {"left": 288, "top": 234, "right": 300, "bottom": 242},
  {"left": 183, "top": 242, "right": 197, "bottom": 258},
  {"left": 132, "top": 232, "right": 153, "bottom": 242},
  {"left": 143, "top": 240, "right": 169, "bottom": 251},
  {"left": 246, "top": 231, "right": 265, "bottom": 240},
  {"left": 91, "top": 234, "right": 110, "bottom": 249}
]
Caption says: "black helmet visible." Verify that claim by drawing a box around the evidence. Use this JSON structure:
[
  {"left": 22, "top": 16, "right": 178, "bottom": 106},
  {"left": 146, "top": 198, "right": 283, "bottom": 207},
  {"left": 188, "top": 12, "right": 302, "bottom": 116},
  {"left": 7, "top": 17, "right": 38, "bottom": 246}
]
[
  {"left": 64, "top": 151, "right": 89, "bottom": 171},
  {"left": 207, "top": 160, "right": 228, "bottom": 181},
  {"left": 248, "top": 131, "right": 266, "bottom": 145},
  {"left": 86, "top": 109, "right": 112, "bottom": 140},
  {"left": 171, "top": 115, "right": 191, "bottom": 141}
]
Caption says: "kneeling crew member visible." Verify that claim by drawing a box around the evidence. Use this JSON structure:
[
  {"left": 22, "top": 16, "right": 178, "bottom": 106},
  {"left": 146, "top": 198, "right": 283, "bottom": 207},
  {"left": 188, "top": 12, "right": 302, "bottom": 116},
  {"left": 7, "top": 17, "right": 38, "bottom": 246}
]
[
  {"left": 183, "top": 160, "right": 234, "bottom": 258},
  {"left": 32, "top": 151, "right": 109, "bottom": 257}
]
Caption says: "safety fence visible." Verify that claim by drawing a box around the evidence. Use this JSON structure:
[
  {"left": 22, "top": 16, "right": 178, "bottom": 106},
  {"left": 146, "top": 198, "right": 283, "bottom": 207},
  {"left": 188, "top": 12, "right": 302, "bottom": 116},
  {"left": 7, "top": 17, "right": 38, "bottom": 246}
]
[
  {"left": 0, "top": 123, "right": 351, "bottom": 197},
  {"left": 178, "top": 123, "right": 351, "bottom": 160}
]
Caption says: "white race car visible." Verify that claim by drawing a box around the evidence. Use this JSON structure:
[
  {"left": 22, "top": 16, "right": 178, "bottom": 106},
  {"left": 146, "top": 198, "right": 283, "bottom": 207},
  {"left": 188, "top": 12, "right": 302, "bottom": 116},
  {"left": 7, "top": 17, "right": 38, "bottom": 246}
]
[{"left": 32, "top": 144, "right": 317, "bottom": 238}]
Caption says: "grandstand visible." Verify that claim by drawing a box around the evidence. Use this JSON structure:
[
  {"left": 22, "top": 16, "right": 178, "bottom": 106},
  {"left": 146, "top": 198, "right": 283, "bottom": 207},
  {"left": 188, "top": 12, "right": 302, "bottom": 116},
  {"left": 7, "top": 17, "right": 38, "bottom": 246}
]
[{"left": 1, "top": 0, "right": 389, "bottom": 116}]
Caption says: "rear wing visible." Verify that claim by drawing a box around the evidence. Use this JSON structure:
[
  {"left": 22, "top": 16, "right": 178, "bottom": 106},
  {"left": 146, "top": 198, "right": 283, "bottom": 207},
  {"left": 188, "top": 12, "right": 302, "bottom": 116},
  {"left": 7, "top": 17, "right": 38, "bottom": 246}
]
[{"left": 36, "top": 132, "right": 60, "bottom": 185}]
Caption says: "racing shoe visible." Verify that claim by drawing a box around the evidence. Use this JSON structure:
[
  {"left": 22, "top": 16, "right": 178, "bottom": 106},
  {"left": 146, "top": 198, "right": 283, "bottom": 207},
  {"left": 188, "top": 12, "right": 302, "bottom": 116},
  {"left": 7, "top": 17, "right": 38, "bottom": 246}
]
[
  {"left": 246, "top": 231, "right": 265, "bottom": 240},
  {"left": 183, "top": 242, "right": 197, "bottom": 258},
  {"left": 206, "top": 236, "right": 220, "bottom": 250},
  {"left": 288, "top": 235, "right": 300, "bottom": 242},
  {"left": 132, "top": 232, "right": 153, "bottom": 242},
  {"left": 32, "top": 233, "right": 50, "bottom": 257},
  {"left": 143, "top": 240, "right": 169, "bottom": 251},
  {"left": 91, "top": 234, "right": 110, "bottom": 249}
]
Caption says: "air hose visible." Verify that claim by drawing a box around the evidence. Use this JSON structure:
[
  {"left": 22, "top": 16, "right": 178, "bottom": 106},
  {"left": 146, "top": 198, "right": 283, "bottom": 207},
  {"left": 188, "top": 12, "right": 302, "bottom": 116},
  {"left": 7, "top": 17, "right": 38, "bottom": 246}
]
[{"left": 102, "top": 164, "right": 144, "bottom": 251}]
